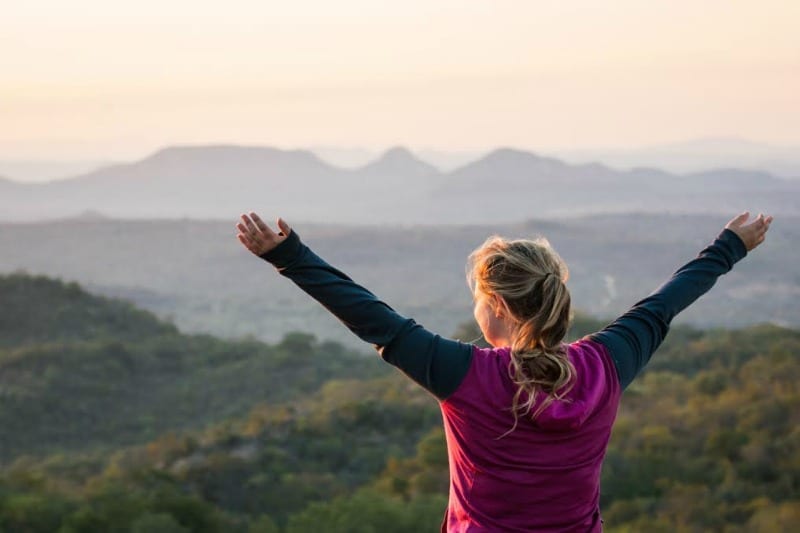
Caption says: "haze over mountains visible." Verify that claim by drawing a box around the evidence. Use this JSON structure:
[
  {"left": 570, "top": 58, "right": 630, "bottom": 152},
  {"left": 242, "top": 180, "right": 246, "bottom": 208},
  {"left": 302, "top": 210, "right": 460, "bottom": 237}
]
[
  {"left": 2, "top": 214, "right": 797, "bottom": 350},
  {"left": 556, "top": 138, "right": 800, "bottom": 179},
  {"left": 5, "top": 143, "right": 799, "bottom": 224},
  {"left": 0, "top": 159, "right": 115, "bottom": 183}
]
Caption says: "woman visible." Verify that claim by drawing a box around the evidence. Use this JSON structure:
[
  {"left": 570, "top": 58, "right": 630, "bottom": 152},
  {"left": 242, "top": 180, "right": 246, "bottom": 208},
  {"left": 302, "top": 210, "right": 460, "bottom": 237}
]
[{"left": 236, "top": 211, "right": 772, "bottom": 532}]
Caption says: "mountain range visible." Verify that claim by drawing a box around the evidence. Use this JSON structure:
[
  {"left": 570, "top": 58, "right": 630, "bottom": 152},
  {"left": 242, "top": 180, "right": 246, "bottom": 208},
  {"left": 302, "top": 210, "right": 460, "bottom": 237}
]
[{"left": 5, "top": 144, "right": 799, "bottom": 224}]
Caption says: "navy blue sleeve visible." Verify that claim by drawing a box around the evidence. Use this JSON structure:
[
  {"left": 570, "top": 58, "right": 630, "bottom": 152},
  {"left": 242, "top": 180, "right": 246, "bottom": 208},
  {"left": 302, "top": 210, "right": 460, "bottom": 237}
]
[
  {"left": 259, "top": 230, "right": 473, "bottom": 400},
  {"left": 589, "top": 229, "right": 748, "bottom": 390}
]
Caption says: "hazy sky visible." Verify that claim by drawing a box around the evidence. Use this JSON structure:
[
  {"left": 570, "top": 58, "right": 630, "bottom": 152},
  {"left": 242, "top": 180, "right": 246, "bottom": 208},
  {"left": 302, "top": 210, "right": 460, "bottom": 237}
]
[{"left": 2, "top": 0, "right": 798, "bottom": 160}]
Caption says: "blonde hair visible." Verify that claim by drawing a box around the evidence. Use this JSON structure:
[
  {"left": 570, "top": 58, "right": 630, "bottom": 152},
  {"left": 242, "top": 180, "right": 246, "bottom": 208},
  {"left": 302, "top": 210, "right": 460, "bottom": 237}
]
[{"left": 468, "top": 235, "right": 575, "bottom": 434}]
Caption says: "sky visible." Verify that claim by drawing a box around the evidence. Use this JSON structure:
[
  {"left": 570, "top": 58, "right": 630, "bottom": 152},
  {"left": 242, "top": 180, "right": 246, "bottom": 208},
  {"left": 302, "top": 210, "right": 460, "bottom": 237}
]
[{"left": 2, "top": 0, "right": 798, "bottom": 163}]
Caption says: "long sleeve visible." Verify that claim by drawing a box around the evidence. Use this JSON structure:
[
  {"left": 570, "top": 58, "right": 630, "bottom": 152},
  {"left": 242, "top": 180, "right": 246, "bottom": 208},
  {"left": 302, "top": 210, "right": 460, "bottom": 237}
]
[
  {"left": 589, "top": 228, "right": 748, "bottom": 390},
  {"left": 259, "top": 230, "right": 473, "bottom": 400}
]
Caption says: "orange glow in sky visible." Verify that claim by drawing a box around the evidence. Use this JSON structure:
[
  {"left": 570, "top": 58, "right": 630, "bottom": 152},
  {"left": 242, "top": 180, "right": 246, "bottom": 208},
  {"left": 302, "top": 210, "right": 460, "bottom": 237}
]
[{"left": 2, "top": 0, "right": 798, "bottom": 159}]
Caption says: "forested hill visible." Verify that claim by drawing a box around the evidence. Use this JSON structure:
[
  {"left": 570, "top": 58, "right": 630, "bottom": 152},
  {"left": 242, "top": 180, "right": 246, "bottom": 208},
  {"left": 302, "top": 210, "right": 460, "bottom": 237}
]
[
  {"left": 1, "top": 274, "right": 798, "bottom": 532},
  {"left": 0, "top": 273, "right": 388, "bottom": 461},
  {"left": 0, "top": 273, "right": 176, "bottom": 347}
]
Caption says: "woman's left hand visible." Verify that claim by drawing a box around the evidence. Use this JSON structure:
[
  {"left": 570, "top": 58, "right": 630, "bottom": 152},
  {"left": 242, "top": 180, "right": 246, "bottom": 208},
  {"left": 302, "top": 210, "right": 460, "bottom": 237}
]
[
  {"left": 236, "top": 212, "right": 292, "bottom": 256},
  {"left": 724, "top": 211, "right": 773, "bottom": 252}
]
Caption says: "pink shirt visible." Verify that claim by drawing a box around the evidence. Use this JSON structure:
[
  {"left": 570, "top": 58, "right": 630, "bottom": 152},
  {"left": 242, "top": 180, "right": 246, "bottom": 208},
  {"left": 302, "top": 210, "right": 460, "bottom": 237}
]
[{"left": 440, "top": 339, "right": 621, "bottom": 532}]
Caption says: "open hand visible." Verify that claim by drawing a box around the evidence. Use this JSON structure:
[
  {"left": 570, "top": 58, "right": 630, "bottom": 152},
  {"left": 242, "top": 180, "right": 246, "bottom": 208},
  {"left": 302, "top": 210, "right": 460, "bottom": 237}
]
[
  {"left": 236, "top": 212, "right": 292, "bottom": 256},
  {"left": 725, "top": 212, "right": 773, "bottom": 252}
]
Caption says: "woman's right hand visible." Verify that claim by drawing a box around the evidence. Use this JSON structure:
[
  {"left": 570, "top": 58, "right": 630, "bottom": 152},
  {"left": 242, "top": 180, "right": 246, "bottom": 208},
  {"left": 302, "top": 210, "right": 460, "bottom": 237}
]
[
  {"left": 236, "top": 212, "right": 292, "bottom": 256},
  {"left": 725, "top": 212, "right": 773, "bottom": 252}
]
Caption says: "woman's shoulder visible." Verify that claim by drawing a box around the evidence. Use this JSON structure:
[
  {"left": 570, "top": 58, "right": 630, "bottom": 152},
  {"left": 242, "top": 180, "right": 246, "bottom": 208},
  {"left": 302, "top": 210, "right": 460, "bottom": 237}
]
[
  {"left": 568, "top": 337, "right": 621, "bottom": 379},
  {"left": 442, "top": 345, "right": 514, "bottom": 402},
  {"left": 566, "top": 338, "right": 623, "bottom": 403},
  {"left": 472, "top": 344, "right": 512, "bottom": 360}
]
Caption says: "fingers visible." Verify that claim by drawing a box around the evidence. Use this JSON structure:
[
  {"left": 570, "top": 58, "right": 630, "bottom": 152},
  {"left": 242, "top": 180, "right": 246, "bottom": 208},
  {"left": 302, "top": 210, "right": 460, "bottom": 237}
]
[
  {"left": 747, "top": 214, "right": 768, "bottom": 234},
  {"left": 726, "top": 211, "right": 750, "bottom": 229},
  {"left": 239, "top": 212, "right": 275, "bottom": 242},
  {"left": 277, "top": 217, "right": 292, "bottom": 236},
  {"left": 726, "top": 211, "right": 773, "bottom": 232},
  {"left": 760, "top": 214, "right": 773, "bottom": 234},
  {"left": 237, "top": 232, "right": 257, "bottom": 253},
  {"left": 236, "top": 222, "right": 262, "bottom": 249},
  {"left": 236, "top": 221, "right": 260, "bottom": 243},
  {"left": 749, "top": 214, "right": 764, "bottom": 231},
  {"left": 250, "top": 212, "right": 274, "bottom": 235},
  {"left": 235, "top": 211, "right": 289, "bottom": 255},
  {"left": 240, "top": 213, "right": 258, "bottom": 233},
  {"left": 749, "top": 213, "right": 772, "bottom": 232}
]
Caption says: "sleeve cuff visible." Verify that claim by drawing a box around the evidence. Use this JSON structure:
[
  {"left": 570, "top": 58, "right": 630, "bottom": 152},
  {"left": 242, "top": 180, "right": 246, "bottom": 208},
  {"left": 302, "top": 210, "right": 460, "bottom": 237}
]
[
  {"left": 259, "top": 230, "right": 303, "bottom": 269},
  {"left": 719, "top": 228, "right": 748, "bottom": 263}
]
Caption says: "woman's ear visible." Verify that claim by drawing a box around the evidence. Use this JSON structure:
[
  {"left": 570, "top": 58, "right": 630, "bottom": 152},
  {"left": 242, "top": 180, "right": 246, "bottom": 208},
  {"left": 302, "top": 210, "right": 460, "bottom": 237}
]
[{"left": 491, "top": 294, "right": 512, "bottom": 319}]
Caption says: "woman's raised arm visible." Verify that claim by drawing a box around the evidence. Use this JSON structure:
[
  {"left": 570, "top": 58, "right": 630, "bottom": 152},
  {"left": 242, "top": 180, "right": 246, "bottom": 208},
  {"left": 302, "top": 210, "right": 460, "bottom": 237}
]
[
  {"left": 589, "top": 212, "right": 773, "bottom": 390},
  {"left": 236, "top": 212, "right": 473, "bottom": 400}
]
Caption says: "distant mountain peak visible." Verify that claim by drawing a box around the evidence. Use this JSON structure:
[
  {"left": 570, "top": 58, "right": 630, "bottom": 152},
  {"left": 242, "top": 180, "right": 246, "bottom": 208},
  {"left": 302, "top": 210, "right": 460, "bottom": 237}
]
[
  {"left": 144, "top": 144, "right": 328, "bottom": 166},
  {"left": 455, "top": 147, "right": 568, "bottom": 174},
  {"left": 359, "top": 145, "right": 440, "bottom": 175},
  {"left": 371, "top": 145, "right": 423, "bottom": 164},
  {"left": 379, "top": 145, "right": 417, "bottom": 160},
  {"left": 482, "top": 147, "right": 557, "bottom": 164}
]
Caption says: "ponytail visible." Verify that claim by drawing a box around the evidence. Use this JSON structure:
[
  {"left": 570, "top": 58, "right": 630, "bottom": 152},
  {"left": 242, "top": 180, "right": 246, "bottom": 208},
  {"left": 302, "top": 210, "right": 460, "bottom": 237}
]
[{"left": 468, "top": 236, "right": 576, "bottom": 436}]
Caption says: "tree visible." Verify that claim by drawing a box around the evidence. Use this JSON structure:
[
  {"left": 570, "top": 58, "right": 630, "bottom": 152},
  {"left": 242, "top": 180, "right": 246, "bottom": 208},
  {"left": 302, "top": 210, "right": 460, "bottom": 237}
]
[{"left": 130, "top": 512, "right": 189, "bottom": 533}]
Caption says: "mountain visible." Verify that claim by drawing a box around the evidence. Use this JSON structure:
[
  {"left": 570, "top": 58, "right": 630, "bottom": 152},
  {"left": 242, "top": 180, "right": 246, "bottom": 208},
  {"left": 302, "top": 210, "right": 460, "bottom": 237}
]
[
  {"left": 36, "top": 145, "right": 348, "bottom": 221},
  {"left": 442, "top": 148, "right": 622, "bottom": 191},
  {"left": 555, "top": 137, "right": 800, "bottom": 179},
  {"left": 355, "top": 146, "right": 440, "bottom": 179},
  {"left": 431, "top": 149, "right": 798, "bottom": 223}
]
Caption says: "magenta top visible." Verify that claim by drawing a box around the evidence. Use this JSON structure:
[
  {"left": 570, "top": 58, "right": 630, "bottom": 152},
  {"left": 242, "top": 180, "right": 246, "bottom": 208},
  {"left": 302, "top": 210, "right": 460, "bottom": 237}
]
[{"left": 440, "top": 340, "right": 620, "bottom": 532}]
